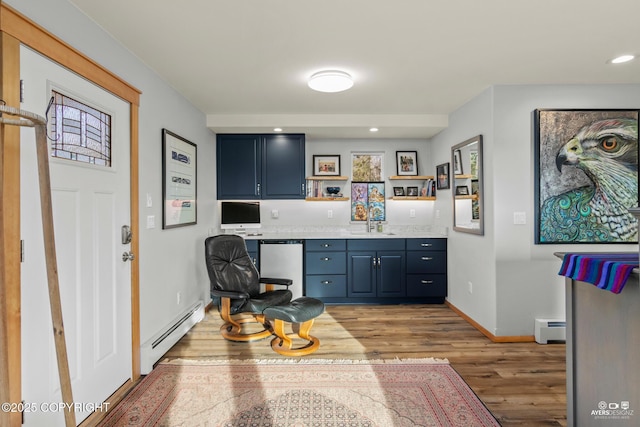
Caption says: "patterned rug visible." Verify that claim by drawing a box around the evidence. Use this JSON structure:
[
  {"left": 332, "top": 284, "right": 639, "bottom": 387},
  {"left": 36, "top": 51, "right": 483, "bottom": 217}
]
[{"left": 98, "top": 359, "right": 499, "bottom": 427}]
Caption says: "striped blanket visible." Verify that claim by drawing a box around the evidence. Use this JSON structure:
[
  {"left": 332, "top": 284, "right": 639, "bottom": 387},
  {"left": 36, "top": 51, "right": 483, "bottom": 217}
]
[{"left": 558, "top": 253, "right": 639, "bottom": 294}]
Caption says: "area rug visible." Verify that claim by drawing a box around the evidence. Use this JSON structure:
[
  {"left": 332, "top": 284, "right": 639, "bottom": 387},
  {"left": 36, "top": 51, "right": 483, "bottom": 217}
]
[{"left": 99, "top": 358, "right": 499, "bottom": 427}]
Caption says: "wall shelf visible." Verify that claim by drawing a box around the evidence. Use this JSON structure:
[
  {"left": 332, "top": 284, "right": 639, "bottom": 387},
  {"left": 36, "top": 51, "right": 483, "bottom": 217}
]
[
  {"left": 389, "top": 175, "right": 434, "bottom": 180},
  {"left": 390, "top": 196, "right": 436, "bottom": 201},
  {"left": 306, "top": 176, "right": 349, "bottom": 201}
]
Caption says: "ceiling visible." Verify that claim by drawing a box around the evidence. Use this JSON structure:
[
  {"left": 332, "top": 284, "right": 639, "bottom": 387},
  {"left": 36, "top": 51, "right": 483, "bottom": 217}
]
[{"left": 68, "top": 0, "right": 640, "bottom": 139}]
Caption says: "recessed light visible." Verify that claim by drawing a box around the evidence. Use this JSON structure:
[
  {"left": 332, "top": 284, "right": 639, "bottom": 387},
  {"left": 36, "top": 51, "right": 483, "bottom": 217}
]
[
  {"left": 610, "top": 55, "right": 635, "bottom": 64},
  {"left": 369, "top": 127, "right": 379, "bottom": 132},
  {"left": 308, "top": 70, "right": 354, "bottom": 93},
  {"left": 273, "top": 127, "right": 283, "bottom": 132}
]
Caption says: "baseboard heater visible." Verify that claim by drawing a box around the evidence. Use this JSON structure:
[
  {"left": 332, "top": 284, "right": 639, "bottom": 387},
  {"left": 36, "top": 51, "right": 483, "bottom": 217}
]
[
  {"left": 140, "top": 300, "right": 205, "bottom": 374},
  {"left": 534, "top": 318, "right": 566, "bottom": 344}
]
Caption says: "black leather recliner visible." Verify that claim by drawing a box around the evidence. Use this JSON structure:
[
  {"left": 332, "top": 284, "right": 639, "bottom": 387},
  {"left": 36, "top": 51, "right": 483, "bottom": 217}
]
[{"left": 204, "top": 234, "right": 292, "bottom": 342}]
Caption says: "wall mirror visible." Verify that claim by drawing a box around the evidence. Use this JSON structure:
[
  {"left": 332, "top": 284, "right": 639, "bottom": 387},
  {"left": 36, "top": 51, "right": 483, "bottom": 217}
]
[{"left": 452, "top": 135, "right": 484, "bottom": 235}]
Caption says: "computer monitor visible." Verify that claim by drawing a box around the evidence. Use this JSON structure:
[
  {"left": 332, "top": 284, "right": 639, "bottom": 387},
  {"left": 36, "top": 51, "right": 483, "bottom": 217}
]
[{"left": 220, "top": 201, "right": 261, "bottom": 232}]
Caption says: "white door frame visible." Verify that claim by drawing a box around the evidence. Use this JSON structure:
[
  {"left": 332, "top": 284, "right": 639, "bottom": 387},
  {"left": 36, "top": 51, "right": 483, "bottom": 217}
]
[{"left": 0, "top": 5, "right": 141, "bottom": 426}]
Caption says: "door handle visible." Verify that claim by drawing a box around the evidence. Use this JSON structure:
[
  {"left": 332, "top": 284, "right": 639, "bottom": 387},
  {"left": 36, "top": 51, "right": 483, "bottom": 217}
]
[
  {"left": 421, "top": 256, "right": 433, "bottom": 261},
  {"left": 421, "top": 280, "right": 434, "bottom": 285},
  {"left": 421, "top": 243, "right": 433, "bottom": 247},
  {"left": 122, "top": 251, "right": 135, "bottom": 262}
]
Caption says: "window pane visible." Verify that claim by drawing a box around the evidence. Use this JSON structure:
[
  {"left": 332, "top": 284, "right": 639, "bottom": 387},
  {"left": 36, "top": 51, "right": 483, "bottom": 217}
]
[{"left": 50, "top": 91, "right": 112, "bottom": 167}]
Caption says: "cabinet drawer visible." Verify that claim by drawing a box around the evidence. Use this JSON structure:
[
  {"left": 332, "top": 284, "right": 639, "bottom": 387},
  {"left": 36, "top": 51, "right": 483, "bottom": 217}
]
[
  {"left": 305, "top": 251, "right": 346, "bottom": 274},
  {"left": 406, "top": 238, "right": 446, "bottom": 252},
  {"left": 305, "top": 275, "right": 347, "bottom": 297},
  {"left": 407, "top": 274, "right": 447, "bottom": 297},
  {"left": 347, "top": 238, "right": 404, "bottom": 251},
  {"left": 306, "top": 239, "right": 346, "bottom": 252},
  {"left": 406, "top": 251, "right": 447, "bottom": 274}
]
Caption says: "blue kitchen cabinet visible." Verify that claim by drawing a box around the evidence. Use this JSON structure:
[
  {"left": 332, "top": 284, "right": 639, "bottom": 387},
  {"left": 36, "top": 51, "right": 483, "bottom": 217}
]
[
  {"left": 347, "top": 239, "right": 406, "bottom": 299},
  {"left": 305, "top": 239, "right": 347, "bottom": 298},
  {"left": 216, "top": 134, "right": 305, "bottom": 200},
  {"left": 406, "top": 238, "right": 447, "bottom": 302}
]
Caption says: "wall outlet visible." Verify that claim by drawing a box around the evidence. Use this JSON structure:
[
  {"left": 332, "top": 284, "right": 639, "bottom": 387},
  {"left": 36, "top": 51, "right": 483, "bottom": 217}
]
[
  {"left": 271, "top": 209, "right": 279, "bottom": 219},
  {"left": 176, "top": 292, "right": 181, "bottom": 305},
  {"left": 468, "top": 281, "right": 473, "bottom": 294},
  {"left": 327, "top": 209, "right": 333, "bottom": 219},
  {"left": 435, "top": 209, "right": 440, "bottom": 219},
  {"left": 146, "top": 193, "right": 153, "bottom": 208},
  {"left": 146, "top": 215, "right": 155, "bottom": 229},
  {"left": 410, "top": 209, "right": 416, "bottom": 218}
]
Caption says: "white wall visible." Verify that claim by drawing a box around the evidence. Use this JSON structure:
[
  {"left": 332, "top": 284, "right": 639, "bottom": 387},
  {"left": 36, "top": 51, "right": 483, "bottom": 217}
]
[
  {"left": 430, "top": 89, "right": 498, "bottom": 333},
  {"left": 492, "top": 84, "right": 640, "bottom": 336},
  {"left": 430, "top": 83, "right": 640, "bottom": 337},
  {"left": 9, "top": 0, "right": 217, "bottom": 347}
]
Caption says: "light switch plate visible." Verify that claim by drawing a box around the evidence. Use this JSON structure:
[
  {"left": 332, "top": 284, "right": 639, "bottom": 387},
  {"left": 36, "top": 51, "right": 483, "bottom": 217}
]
[
  {"left": 146, "top": 215, "right": 155, "bottom": 229},
  {"left": 513, "top": 212, "right": 526, "bottom": 225}
]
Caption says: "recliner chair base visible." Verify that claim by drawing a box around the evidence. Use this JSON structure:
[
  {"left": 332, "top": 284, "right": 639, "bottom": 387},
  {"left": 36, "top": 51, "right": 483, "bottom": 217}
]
[{"left": 219, "top": 299, "right": 273, "bottom": 342}]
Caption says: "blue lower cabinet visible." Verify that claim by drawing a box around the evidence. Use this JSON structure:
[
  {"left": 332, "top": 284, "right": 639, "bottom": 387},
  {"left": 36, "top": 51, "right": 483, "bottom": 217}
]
[
  {"left": 304, "top": 237, "right": 446, "bottom": 303},
  {"left": 305, "top": 274, "right": 347, "bottom": 297},
  {"left": 406, "top": 274, "right": 447, "bottom": 297}
]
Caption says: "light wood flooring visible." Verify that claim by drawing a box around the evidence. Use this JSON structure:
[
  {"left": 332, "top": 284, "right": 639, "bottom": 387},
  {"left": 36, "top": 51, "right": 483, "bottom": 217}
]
[{"left": 163, "top": 304, "right": 567, "bottom": 426}]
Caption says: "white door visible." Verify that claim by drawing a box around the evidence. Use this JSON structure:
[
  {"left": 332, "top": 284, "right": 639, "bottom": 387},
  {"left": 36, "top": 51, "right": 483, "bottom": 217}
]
[{"left": 19, "top": 45, "right": 132, "bottom": 426}]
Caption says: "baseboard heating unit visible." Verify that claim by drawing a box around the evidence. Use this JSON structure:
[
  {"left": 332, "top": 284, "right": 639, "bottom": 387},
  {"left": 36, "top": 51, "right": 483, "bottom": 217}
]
[
  {"left": 140, "top": 300, "right": 205, "bottom": 374},
  {"left": 534, "top": 318, "right": 566, "bottom": 344}
]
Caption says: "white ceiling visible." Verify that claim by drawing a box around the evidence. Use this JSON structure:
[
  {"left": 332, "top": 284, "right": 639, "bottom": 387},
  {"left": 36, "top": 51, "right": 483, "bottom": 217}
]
[{"left": 69, "top": 0, "right": 640, "bottom": 139}]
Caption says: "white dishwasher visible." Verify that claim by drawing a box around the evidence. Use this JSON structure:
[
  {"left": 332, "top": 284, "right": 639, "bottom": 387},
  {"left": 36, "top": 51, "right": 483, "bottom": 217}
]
[{"left": 259, "top": 240, "right": 304, "bottom": 300}]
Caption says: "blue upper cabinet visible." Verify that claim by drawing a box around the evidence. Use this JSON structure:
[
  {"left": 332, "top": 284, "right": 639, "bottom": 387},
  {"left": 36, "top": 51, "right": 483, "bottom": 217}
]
[{"left": 217, "top": 134, "right": 305, "bottom": 200}]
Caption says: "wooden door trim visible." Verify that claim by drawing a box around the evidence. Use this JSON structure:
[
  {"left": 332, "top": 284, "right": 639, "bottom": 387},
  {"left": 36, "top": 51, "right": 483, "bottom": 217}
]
[{"left": 0, "top": 5, "right": 142, "bottom": 425}]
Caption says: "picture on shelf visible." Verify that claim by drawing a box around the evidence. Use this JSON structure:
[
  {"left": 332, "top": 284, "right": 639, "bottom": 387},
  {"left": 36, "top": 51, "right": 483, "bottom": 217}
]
[
  {"left": 453, "top": 150, "right": 463, "bottom": 175},
  {"left": 396, "top": 151, "right": 418, "bottom": 176},
  {"left": 406, "top": 186, "right": 419, "bottom": 196},
  {"left": 313, "top": 155, "right": 341, "bottom": 176},
  {"left": 455, "top": 185, "right": 469, "bottom": 196},
  {"left": 393, "top": 186, "right": 405, "bottom": 196}
]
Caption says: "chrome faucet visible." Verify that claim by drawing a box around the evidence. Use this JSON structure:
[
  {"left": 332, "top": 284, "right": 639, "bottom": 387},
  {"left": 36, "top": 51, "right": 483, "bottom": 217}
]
[{"left": 367, "top": 205, "right": 375, "bottom": 233}]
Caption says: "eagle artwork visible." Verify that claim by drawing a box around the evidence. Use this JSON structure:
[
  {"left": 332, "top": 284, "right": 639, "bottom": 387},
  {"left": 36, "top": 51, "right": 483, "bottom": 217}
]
[{"left": 538, "top": 111, "right": 639, "bottom": 243}]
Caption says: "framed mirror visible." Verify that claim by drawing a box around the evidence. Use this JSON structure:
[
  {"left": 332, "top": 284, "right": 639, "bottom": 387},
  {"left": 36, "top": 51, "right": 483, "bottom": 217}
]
[{"left": 452, "top": 135, "right": 483, "bottom": 235}]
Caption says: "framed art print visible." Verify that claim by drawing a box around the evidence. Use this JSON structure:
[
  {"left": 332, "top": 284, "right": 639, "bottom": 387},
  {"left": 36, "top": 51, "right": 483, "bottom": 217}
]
[
  {"left": 436, "top": 162, "right": 450, "bottom": 190},
  {"left": 534, "top": 109, "right": 639, "bottom": 243},
  {"left": 162, "top": 129, "right": 197, "bottom": 229},
  {"left": 396, "top": 151, "right": 418, "bottom": 176},
  {"left": 313, "top": 155, "right": 340, "bottom": 176}
]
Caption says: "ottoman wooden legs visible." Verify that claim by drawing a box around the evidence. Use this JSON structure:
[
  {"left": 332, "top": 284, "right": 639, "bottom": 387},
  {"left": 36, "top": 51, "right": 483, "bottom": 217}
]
[{"left": 263, "top": 296, "right": 325, "bottom": 356}]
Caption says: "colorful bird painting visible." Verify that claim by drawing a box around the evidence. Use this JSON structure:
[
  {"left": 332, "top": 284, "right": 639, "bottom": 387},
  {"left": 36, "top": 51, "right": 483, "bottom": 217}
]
[{"left": 539, "top": 118, "right": 638, "bottom": 242}]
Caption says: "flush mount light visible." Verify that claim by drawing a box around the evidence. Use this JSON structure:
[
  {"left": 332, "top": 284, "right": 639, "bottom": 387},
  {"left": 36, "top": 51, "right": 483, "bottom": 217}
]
[
  {"left": 308, "top": 70, "right": 354, "bottom": 93},
  {"left": 610, "top": 54, "right": 635, "bottom": 64}
]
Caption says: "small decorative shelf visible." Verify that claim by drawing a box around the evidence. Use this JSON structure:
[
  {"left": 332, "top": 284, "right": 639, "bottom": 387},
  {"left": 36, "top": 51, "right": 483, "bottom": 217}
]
[
  {"left": 389, "top": 175, "right": 434, "bottom": 180},
  {"left": 454, "top": 174, "right": 474, "bottom": 179},
  {"left": 455, "top": 195, "right": 478, "bottom": 200},
  {"left": 306, "top": 176, "right": 349, "bottom": 201},
  {"left": 390, "top": 196, "right": 436, "bottom": 201}
]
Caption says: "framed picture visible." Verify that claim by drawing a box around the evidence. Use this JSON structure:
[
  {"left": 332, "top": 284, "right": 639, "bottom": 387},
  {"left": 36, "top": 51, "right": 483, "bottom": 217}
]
[
  {"left": 534, "top": 109, "right": 639, "bottom": 243},
  {"left": 313, "top": 154, "right": 341, "bottom": 176},
  {"left": 393, "top": 186, "right": 405, "bottom": 196},
  {"left": 455, "top": 185, "right": 469, "bottom": 196},
  {"left": 396, "top": 151, "right": 418, "bottom": 176},
  {"left": 407, "top": 186, "right": 419, "bottom": 196},
  {"left": 352, "top": 152, "right": 384, "bottom": 181},
  {"left": 453, "top": 150, "right": 463, "bottom": 175},
  {"left": 162, "top": 129, "right": 197, "bottom": 229},
  {"left": 351, "top": 182, "right": 385, "bottom": 222},
  {"left": 436, "top": 162, "right": 450, "bottom": 189}
]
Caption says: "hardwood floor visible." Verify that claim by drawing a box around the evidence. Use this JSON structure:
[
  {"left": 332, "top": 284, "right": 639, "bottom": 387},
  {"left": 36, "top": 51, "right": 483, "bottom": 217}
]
[{"left": 164, "top": 304, "right": 567, "bottom": 426}]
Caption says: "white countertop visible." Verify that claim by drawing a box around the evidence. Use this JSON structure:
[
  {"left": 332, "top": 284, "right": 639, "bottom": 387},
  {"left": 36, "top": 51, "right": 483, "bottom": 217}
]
[{"left": 221, "top": 226, "right": 448, "bottom": 240}]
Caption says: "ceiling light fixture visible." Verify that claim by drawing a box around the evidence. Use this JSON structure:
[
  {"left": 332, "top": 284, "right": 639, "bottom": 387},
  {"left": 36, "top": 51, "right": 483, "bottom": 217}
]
[
  {"left": 369, "top": 127, "right": 379, "bottom": 132},
  {"left": 308, "top": 70, "right": 354, "bottom": 93},
  {"left": 273, "top": 127, "right": 283, "bottom": 132},
  {"left": 610, "top": 54, "right": 635, "bottom": 64}
]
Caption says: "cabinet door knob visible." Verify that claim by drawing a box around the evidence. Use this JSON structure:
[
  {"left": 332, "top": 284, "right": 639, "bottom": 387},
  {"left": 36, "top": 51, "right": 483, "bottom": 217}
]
[
  {"left": 321, "top": 257, "right": 331, "bottom": 261},
  {"left": 421, "top": 243, "right": 433, "bottom": 247},
  {"left": 321, "top": 280, "right": 333, "bottom": 285},
  {"left": 421, "top": 280, "right": 434, "bottom": 285},
  {"left": 421, "top": 256, "right": 433, "bottom": 261},
  {"left": 321, "top": 244, "right": 331, "bottom": 248}
]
